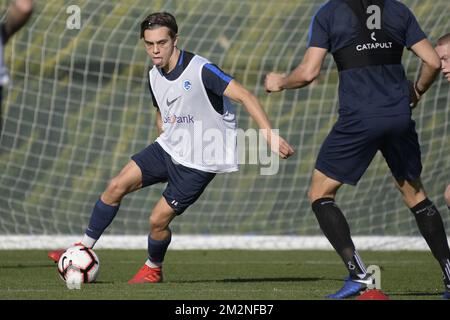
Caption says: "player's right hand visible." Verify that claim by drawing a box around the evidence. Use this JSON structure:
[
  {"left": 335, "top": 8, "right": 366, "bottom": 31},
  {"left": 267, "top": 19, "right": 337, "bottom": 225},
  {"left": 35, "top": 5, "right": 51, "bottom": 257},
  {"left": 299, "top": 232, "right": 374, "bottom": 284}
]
[
  {"left": 265, "top": 72, "right": 286, "bottom": 93},
  {"left": 408, "top": 80, "right": 421, "bottom": 109}
]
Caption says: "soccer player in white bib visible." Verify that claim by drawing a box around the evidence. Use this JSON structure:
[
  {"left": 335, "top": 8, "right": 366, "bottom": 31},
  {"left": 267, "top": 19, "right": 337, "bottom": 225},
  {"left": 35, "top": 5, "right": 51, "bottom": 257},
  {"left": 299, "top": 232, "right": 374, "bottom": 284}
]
[{"left": 48, "top": 12, "right": 294, "bottom": 283}]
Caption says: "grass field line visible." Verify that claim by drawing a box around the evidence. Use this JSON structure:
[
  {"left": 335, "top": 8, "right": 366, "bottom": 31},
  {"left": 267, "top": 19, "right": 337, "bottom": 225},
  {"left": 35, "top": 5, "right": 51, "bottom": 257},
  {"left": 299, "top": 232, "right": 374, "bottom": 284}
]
[
  {"left": 0, "top": 235, "right": 430, "bottom": 250},
  {"left": 1, "top": 289, "right": 50, "bottom": 293}
]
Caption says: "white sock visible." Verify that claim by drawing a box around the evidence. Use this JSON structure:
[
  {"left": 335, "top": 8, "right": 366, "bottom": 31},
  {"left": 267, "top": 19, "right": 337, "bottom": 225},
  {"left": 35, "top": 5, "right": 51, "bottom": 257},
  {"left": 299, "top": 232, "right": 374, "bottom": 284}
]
[
  {"left": 145, "top": 259, "right": 162, "bottom": 268},
  {"left": 80, "top": 234, "right": 97, "bottom": 248}
]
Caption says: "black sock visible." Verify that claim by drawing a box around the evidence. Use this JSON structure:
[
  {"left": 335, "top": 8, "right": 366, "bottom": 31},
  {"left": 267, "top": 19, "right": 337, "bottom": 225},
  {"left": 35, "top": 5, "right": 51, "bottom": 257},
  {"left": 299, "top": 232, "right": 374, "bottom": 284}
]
[
  {"left": 410, "top": 198, "right": 450, "bottom": 289},
  {"left": 312, "top": 197, "right": 367, "bottom": 279}
]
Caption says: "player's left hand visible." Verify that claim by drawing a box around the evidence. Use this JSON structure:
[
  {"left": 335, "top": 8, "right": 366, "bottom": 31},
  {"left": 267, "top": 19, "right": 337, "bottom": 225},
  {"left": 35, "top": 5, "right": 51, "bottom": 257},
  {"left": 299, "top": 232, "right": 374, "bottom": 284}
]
[
  {"left": 277, "top": 136, "right": 295, "bottom": 159},
  {"left": 265, "top": 72, "right": 286, "bottom": 93}
]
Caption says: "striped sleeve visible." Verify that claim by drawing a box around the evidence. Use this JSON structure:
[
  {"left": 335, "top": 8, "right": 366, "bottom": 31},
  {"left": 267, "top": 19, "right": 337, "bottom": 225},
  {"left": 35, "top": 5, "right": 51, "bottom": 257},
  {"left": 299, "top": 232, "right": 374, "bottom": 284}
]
[{"left": 201, "top": 63, "right": 233, "bottom": 96}]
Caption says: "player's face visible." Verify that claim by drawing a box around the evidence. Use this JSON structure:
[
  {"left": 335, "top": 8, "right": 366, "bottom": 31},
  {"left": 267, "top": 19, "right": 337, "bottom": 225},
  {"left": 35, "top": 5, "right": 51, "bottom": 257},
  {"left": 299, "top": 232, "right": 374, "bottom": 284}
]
[
  {"left": 435, "top": 44, "right": 450, "bottom": 82},
  {"left": 143, "top": 27, "right": 178, "bottom": 69}
]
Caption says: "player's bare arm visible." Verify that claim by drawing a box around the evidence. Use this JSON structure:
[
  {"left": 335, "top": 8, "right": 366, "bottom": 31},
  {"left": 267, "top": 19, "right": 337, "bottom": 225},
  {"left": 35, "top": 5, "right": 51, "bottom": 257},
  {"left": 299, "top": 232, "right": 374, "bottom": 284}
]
[
  {"left": 224, "top": 79, "right": 294, "bottom": 159},
  {"left": 3, "top": 0, "right": 33, "bottom": 43},
  {"left": 265, "top": 47, "right": 327, "bottom": 92},
  {"left": 409, "top": 38, "right": 441, "bottom": 106},
  {"left": 155, "top": 109, "right": 163, "bottom": 136}
]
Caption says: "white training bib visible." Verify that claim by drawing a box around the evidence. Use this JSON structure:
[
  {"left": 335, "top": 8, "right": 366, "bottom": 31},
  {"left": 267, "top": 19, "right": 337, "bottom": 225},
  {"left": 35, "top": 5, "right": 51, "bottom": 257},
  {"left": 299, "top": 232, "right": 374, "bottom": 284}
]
[{"left": 150, "top": 54, "right": 238, "bottom": 173}]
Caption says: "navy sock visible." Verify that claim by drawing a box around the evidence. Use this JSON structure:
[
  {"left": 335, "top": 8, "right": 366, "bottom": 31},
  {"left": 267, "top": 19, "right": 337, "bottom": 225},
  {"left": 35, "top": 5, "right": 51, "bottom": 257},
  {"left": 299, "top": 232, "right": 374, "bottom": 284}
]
[
  {"left": 148, "top": 231, "right": 172, "bottom": 265},
  {"left": 85, "top": 199, "right": 119, "bottom": 240}
]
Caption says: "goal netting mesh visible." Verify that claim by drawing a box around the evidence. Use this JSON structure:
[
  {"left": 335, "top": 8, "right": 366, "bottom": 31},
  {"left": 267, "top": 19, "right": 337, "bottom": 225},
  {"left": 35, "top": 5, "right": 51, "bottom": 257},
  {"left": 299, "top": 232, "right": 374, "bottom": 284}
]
[{"left": 0, "top": 0, "right": 449, "bottom": 248}]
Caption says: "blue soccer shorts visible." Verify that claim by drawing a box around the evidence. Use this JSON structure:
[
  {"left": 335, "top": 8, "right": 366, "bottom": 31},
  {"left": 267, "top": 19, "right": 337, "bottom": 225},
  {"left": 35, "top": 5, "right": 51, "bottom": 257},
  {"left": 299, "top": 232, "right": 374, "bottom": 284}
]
[
  {"left": 315, "top": 115, "right": 422, "bottom": 185},
  {"left": 131, "top": 142, "right": 216, "bottom": 214}
]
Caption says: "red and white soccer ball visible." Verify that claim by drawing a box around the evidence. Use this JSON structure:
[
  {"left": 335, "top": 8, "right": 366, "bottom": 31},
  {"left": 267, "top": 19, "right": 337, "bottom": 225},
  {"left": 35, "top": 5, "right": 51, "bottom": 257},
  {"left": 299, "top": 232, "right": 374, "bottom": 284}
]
[{"left": 57, "top": 245, "right": 100, "bottom": 284}]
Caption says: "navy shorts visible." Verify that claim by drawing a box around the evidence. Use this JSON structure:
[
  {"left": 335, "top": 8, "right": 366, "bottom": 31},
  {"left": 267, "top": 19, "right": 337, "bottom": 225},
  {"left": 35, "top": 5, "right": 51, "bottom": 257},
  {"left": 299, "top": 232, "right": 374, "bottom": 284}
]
[
  {"left": 131, "top": 142, "right": 216, "bottom": 214},
  {"left": 315, "top": 115, "right": 422, "bottom": 185}
]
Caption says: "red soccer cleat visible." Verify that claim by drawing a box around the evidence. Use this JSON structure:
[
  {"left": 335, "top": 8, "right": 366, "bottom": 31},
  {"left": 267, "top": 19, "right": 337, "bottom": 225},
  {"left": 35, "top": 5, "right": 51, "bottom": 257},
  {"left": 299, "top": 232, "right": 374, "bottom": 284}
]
[
  {"left": 47, "top": 249, "right": 66, "bottom": 263},
  {"left": 128, "top": 264, "right": 163, "bottom": 284},
  {"left": 47, "top": 242, "right": 83, "bottom": 263}
]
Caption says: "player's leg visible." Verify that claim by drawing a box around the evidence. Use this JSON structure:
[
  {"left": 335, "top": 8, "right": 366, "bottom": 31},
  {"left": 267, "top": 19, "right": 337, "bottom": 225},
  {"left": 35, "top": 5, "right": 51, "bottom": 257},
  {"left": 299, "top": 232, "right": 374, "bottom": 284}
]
[
  {"left": 83, "top": 142, "right": 169, "bottom": 250},
  {"left": 80, "top": 160, "right": 143, "bottom": 248},
  {"left": 128, "top": 146, "right": 216, "bottom": 284},
  {"left": 382, "top": 115, "right": 450, "bottom": 297},
  {"left": 309, "top": 170, "right": 368, "bottom": 281},
  {"left": 48, "top": 142, "right": 168, "bottom": 262},
  {"left": 147, "top": 197, "right": 177, "bottom": 267},
  {"left": 312, "top": 118, "right": 380, "bottom": 298},
  {"left": 393, "top": 178, "right": 426, "bottom": 207},
  {"left": 47, "top": 160, "right": 143, "bottom": 262},
  {"left": 309, "top": 170, "right": 373, "bottom": 299},
  {"left": 128, "top": 197, "right": 177, "bottom": 284},
  {"left": 394, "top": 178, "right": 450, "bottom": 296}
]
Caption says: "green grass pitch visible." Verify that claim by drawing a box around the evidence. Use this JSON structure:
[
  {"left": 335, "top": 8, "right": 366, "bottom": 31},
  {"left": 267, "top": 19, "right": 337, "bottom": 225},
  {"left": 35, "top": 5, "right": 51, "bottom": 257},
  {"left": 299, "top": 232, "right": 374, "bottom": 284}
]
[{"left": 0, "top": 250, "right": 445, "bottom": 300}]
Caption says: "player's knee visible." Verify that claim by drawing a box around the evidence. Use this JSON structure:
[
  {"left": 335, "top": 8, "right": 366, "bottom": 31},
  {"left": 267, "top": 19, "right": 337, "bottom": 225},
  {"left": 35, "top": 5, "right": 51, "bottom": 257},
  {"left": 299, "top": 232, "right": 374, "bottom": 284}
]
[
  {"left": 105, "top": 177, "right": 127, "bottom": 201},
  {"left": 394, "top": 179, "right": 426, "bottom": 207},
  {"left": 307, "top": 189, "right": 317, "bottom": 203},
  {"left": 308, "top": 189, "right": 323, "bottom": 203},
  {"left": 308, "top": 187, "right": 335, "bottom": 204},
  {"left": 149, "top": 215, "right": 168, "bottom": 234},
  {"left": 400, "top": 190, "right": 427, "bottom": 208}
]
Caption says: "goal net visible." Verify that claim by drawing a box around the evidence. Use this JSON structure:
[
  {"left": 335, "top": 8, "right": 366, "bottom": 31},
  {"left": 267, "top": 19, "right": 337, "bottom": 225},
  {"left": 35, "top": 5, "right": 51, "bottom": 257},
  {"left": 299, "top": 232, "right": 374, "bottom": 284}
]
[{"left": 0, "top": 0, "right": 449, "bottom": 249}]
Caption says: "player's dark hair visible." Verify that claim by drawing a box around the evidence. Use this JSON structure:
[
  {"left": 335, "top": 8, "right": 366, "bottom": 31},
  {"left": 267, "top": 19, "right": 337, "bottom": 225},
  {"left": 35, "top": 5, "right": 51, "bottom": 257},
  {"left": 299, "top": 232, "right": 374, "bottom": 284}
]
[{"left": 140, "top": 12, "right": 178, "bottom": 39}]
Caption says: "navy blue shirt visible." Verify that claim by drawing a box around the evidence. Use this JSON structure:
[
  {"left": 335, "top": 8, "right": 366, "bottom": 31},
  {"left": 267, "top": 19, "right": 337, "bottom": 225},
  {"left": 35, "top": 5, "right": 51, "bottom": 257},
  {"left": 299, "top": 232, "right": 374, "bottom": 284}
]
[
  {"left": 308, "top": 0, "right": 427, "bottom": 118},
  {"left": 148, "top": 50, "right": 233, "bottom": 115}
]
